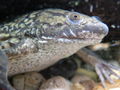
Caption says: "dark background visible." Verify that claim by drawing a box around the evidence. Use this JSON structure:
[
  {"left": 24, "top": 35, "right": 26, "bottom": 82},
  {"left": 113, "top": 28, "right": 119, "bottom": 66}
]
[{"left": 0, "top": 0, "right": 120, "bottom": 41}]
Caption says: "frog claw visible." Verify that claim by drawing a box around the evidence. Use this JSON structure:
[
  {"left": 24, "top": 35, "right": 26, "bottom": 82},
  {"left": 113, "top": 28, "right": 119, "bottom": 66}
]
[
  {"left": 108, "top": 63, "right": 120, "bottom": 73},
  {"left": 108, "top": 64, "right": 120, "bottom": 79},
  {"left": 95, "top": 61, "right": 120, "bottom": 88}
]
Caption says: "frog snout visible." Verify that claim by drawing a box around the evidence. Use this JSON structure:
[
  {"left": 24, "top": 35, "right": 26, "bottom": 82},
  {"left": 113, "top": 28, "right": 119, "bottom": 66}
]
[
  {"left": 83, "top": 22, "right": 109, "bottom": 36},
  {"left": 55, "top": 22, "right": 109, "bottom": 39},
  {"left": 97, "top": 22, "right": 109, "bottom": 35}
]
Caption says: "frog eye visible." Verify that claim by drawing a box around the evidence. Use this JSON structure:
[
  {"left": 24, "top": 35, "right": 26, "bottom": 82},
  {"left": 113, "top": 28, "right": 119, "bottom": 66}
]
[{"left": 66, "top": 12, "right": 83, "bottom": 24}]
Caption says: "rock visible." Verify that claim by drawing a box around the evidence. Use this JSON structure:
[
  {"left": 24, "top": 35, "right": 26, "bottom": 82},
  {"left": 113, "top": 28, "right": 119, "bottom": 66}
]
[
  {"left": 12, "top": 74, "right": 24, "bottom": 90},
  {"left": 12, "top": 72, "right": 45, "bottom": 90},
  {"left": 71, "top": 83, "right": 85, "bottom": 90},
  {"left": 39, "top": 76, "right": 72, "bottom": 90},
  {"left": 71, "top": 75, "right": 96, "bottom": 90},
  {"left": 93, "top": 80, "right": 120, "bottom": 90}
]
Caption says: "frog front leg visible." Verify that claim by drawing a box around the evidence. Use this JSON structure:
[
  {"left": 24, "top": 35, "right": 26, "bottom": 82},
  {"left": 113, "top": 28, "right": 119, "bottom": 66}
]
[
  {"left": 0, "top": 50, "right": 14, "bottom": 90},
  {"left": 3, "top": 38, "right": 38, "bottom": 57},
  {"left": 76, "top": 48, "right": 120, "bottom": 88}
]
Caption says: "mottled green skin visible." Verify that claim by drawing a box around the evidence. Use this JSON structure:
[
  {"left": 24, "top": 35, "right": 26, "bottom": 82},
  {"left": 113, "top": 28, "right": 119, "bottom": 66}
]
[{"left": 0, "top": 9, "right": 108, "bottom": 76}]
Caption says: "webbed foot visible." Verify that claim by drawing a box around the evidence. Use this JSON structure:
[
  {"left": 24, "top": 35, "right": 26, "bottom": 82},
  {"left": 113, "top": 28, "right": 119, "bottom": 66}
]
[
  {"left": 95, "top": 61, "right": 120, "bottom": 88},
  {"left": 0, "top": 50, "right": 14, "bottom": 90},
  {"left": 77, "top": 48, "right": 120, "bottom": 88}
]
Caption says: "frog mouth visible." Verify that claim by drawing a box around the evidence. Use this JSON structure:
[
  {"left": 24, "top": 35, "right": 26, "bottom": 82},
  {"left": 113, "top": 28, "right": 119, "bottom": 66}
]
[
  {"left": 41, "top": 30, "right": 104, "bottom": 43},
  {"left": 55, "top": 36, "right": 103, "bottom": 43},
  {"left": 54, "top": 22, "right": 108, "bottom": 42},
  {"left": 55, "top": 29, "right": 105, "bottom": 41},
  {"left": 41, "top": 29, "right": 105, "bottom": 43},
  {"left": 41, "top": 21, "right": 108, "bottom": 43}
]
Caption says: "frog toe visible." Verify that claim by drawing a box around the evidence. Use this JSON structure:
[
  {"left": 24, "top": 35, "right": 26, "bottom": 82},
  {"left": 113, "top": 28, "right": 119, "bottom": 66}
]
[{"left": 95, "top": 61, "right": 120, "bottom": 88}]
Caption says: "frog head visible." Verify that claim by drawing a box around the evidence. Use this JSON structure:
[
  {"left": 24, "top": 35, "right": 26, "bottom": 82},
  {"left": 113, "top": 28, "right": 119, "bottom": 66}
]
[{"left": 36, "top": 9, "right": 109, "bottom": 46}]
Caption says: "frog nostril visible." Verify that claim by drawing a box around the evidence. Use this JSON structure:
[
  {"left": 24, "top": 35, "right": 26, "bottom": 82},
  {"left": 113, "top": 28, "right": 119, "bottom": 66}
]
[{"left": 92, "top": 16, "right": 102, "bottom": 21}]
